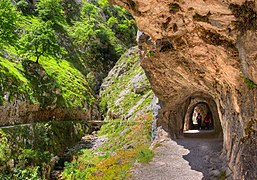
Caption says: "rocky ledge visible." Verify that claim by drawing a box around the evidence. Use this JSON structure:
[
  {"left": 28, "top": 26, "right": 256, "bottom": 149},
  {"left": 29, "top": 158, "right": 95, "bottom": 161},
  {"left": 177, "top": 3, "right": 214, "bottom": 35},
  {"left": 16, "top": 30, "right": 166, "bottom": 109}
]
[{"left": 110, "top": 0, "right": 257, "bottom": 179}]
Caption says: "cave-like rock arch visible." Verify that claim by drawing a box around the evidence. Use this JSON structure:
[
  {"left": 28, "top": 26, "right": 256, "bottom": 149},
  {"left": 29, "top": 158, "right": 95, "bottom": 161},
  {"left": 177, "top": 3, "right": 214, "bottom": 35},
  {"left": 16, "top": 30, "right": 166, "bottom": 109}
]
[
  {"left": 183, "top": 92, "right": 222, "bottom": 137},
  {"left": 162, "top": 92, "right": 223, "bottom": 139},
  {"left": 184, "top": 102, "right": 212, "bottom": 130},
  {"left": 111, "top": 0, "right": 257, "bottom": 178}
]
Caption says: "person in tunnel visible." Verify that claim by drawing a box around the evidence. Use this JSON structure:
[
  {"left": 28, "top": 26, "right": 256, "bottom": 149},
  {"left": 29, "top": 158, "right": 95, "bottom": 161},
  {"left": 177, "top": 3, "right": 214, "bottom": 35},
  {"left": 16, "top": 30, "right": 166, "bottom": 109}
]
[
  {"left": 204, "top": 111, "right": 212, "bottom": 130},
  {"left": 196, "top": 113, "right": 202, "bottom": 130}
]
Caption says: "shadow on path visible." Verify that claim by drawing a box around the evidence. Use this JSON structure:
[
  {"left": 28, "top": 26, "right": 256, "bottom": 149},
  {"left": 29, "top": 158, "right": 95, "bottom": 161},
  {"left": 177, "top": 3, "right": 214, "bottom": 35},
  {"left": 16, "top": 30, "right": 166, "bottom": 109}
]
[
  {"left": 175, "top": 136, "right": 223, "bottom": 180},
  {"left": 131, "top": 133, "right": 223, "bottom": 180}
]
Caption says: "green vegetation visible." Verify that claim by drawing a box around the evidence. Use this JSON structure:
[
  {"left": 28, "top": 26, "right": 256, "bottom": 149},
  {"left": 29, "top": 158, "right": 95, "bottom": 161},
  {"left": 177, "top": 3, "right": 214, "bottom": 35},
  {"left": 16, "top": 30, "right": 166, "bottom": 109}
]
[
  {"left": 0, "top": 0, "right": 136, "bottom": 106},
  {"left": 137, "top": 147, "right": 154, "bottom": 163},
  {"left": 0, "top": 121, "right": 89, "bottom": 179},
  {"left": 0, "top": 0, "right": 18, "bottom": 47},
  {"left": 63, "top": 47, "right": 155, "bottom": 179},
  {"left": 240, "top": 73, "right": 257, "bottom": 89},
  {"left": 0, "top": 0, "right": 139, "bottom": 179},
  {"left": 0, "top": 0, "right": 154, "bottom": 179},
  {"left": 19, "top": 21, "right": 63, "bottom": 63},
  {"left": 243, "top": 76, "right": 257, "bottom": 89},
  {"left": 63, "top": 115, "right": 153, "bottom": 179},
  {"left": 16, "top": 0, "right": 30, "bottom": 14},
  {"left": 147, "top": 50, "right": 156, "bottom": 58},
  {"left": 0, "top": 54, "right": 95, "bottom": 107},
  {"left": 68, "top": 0, "right": 136, "bottom": 71},
  {"left": 36, "top": 0, "right": 64, "bottom": 23},
  {"left": 0, "top": 0, "right": 18, "bottom": 49},
  {"left": 100, "top": 47, "right": 153, "bottom": 118}
]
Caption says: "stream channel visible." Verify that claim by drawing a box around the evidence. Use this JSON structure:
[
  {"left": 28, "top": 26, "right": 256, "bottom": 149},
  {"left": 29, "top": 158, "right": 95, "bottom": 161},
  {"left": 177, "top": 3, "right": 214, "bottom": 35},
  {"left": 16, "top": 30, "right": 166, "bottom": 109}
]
[{"left": 0, "top": 120, "right": 99, "bottom": 179}]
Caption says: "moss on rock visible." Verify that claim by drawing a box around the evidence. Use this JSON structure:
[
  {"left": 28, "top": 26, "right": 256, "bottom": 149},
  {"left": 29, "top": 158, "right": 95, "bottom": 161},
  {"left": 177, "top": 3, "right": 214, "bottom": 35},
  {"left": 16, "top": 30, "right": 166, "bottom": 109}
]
[{"left": 100, "top": 47, "right": 154, "bottom": 119}]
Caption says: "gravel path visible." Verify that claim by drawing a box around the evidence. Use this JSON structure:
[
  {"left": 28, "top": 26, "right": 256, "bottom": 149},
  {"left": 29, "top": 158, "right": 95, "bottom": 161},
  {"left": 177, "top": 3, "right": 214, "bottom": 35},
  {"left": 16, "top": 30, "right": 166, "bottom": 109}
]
[{"left": 131, "top": 137, "right": 224, "bottom": 180}]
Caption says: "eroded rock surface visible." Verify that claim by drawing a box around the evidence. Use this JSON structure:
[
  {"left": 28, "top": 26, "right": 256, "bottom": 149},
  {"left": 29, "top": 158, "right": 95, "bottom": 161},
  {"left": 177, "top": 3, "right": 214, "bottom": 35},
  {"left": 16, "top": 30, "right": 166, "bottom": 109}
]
[
  {"left": 100, "top": 47, "right": 154, "bottom": 120},
  {"left": 0, "top": 61, "right": 100, "bottom": 125},
  {"left": 110, "top": 0, "right": 257, "bottom": 179}
]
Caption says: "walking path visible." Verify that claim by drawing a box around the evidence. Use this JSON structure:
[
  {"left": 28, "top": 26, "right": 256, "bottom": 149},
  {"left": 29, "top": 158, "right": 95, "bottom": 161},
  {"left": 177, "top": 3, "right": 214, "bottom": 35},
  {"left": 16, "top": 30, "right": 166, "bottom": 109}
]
[{"left": 131, "top": 132, "right": 226, "bottom": 180}]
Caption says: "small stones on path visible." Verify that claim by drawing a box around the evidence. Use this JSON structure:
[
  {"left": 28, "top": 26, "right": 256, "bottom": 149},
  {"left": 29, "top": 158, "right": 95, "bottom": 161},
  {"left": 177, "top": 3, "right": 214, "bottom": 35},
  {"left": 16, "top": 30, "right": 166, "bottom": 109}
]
[{"left": 131, "top": 134, "right": 231, "bottom": 180}]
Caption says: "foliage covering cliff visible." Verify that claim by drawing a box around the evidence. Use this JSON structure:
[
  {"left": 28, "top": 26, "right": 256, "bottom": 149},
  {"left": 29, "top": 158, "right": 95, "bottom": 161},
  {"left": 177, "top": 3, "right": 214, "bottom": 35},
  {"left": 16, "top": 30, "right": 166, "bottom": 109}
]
[
  {"left": 100, "top": 47, "right": 153, "bottom": 118},
  {"left": 0, "top": 0, "right": 136, "bottom": 123},
  {"left": 0, "top": 0, "right": 152, "bottom": 179}
]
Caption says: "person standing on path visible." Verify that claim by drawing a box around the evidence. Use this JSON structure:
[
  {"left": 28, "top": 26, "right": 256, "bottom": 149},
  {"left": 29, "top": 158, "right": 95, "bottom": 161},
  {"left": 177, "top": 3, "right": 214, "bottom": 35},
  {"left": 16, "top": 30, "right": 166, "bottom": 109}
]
[
  {"left": 204, "top": 112, "right": 212, "bottom": 130},
  {"left": 196, "top": 113, "right": 202, "bottom": 130}
]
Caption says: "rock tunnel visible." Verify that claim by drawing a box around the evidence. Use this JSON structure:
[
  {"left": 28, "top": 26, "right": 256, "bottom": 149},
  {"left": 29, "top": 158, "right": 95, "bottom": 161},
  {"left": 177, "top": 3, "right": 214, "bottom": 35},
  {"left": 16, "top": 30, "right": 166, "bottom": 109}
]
[
  {"left": 183, "top": 92, "right": 222, "bottom": 136},
  {"left": 155, "top": 92, "right": 223, "bottom": 139},
  {"left": 110, "top": 0, "right": 257, "bottom": 179},
  {"left": 185, "top": 102, "right": 212, "bottom": 130}
]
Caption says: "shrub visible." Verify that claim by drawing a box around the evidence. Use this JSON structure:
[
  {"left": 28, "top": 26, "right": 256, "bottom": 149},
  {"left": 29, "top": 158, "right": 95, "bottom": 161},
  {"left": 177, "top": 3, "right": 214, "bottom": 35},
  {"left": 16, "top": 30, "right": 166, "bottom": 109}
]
[
  {"left": 36, "top": 0, "right": 64, "bottom": 23},
  {"left": 19, "top": 21, "right": 63, "bottom": 63},
  {"left": 0, "top": 0, "right": 18, "bottom": 47},
  {"left": 137, "top": 147, "right": 154, "bottom": 163},
  {"left": 16, "top": 0, "right": 32, "bottom": 15},
  {"left": 0, "top": 130, "right": 11, "bottom": 164},
  {"left": 63, "top": 113, "right": 153, "bottom": 179}
]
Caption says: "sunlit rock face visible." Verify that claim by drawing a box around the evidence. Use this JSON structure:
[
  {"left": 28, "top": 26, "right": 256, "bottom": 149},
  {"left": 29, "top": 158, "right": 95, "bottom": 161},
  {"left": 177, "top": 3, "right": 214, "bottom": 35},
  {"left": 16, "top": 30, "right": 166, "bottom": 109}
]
[
  {"left": 110, "top": 0, "right": 257, "bottom": 179},
  {"left": 0, "top": 61, "right": 100, "bottom": 125}
]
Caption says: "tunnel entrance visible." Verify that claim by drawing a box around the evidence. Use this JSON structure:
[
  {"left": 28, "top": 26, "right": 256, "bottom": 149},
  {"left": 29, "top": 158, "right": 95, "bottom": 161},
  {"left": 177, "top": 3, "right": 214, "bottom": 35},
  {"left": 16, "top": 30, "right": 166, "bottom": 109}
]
[
  {"left": 187, "top": 102, "right": 214, "bottom": 130},
  {"left": 180, "top": 92, "right": 223, "bottom": 138}
]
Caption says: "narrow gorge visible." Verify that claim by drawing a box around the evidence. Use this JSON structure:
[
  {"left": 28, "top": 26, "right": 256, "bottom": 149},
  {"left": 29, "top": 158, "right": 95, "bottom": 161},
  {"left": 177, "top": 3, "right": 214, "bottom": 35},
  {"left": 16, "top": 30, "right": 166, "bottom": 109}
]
[{"left": 0, "top": 0, "right": 256, "bottom": 179}]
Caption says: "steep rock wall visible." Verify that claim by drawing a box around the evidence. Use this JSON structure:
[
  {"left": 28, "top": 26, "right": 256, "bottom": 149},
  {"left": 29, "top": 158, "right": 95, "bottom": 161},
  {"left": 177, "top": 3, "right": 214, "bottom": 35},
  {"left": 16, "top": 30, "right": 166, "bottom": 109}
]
[
  {"left": 100, "top": 47, "right": 154, "bottom": 119},
  {"left": 110, "top": 0, "right": 257, "bottom": 179},
  {"left": 0, "top": 60, "right": 100, "bottom": 126}
]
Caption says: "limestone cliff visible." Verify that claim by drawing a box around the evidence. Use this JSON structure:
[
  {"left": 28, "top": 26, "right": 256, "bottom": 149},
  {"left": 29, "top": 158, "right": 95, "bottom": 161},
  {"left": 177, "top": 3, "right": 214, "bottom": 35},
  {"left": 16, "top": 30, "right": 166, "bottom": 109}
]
[
  {"left": 0, "top": 0, "right": 137, "bottom": 126},
  {"left": 110, "top": 0, "right": 257, "bottom": 179},
  {"left": 0, "top": 58, "right": 99, "bottom": 125},
  {"left": 100, "top": 46, "right": 154, "bottom": 119}
]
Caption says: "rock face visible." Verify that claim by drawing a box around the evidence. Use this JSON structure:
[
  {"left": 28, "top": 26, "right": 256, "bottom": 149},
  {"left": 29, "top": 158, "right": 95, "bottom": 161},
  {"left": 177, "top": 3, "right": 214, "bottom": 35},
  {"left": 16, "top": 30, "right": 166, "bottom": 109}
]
[
  {"left": 0, "top": 60, "right": 100, "bottom": 125},
  {"left": 110, "top": 0, "right": 257, "bottom": 179},
  {"left": 0, "top": 102, "right": 97, "bottom": 125},
  {"left": 100, "top": 47, "right": 154, "bottom": 119}
]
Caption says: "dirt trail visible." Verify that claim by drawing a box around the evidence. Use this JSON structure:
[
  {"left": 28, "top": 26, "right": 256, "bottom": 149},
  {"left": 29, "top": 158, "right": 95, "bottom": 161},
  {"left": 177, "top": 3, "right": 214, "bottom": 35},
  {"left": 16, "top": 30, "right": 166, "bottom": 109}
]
[{"left": 131, "top": 135, "right": 224, "bottom": 180}]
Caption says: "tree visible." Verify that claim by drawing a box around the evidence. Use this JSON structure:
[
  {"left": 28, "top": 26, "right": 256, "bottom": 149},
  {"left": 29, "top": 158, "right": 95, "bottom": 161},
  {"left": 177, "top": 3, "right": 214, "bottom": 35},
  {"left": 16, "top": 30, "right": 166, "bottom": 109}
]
[
  {"left": 0, "top": 0, "right": 18, "bottom": 47},
  {"left": 19, "top": 21, "right": 63, "bottom": 63},
  {"left": 81, "top": 2, "right": 99, "bottom": 19},
  {"left": 69, "top": 0, "right": 136, "bottom": 69},
  {"left": 16, "top": 0, "right": 34, "bottom": 15},
  {"left": 61, "top": 0, "right": 81, "bottom": 23},
  {"left": 36, "top": 0, "right": 64, "bottom": 23}
]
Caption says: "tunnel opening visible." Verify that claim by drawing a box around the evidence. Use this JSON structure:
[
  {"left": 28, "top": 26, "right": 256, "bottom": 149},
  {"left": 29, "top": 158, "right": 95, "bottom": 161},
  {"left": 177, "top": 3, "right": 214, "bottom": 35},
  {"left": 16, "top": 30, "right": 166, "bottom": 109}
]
[
  {"left": 162, "top": 92, "right": 226, "bottom": 178},
  {"left": 179, "top": 92, "right": 223, "bottom": 138},
  {"left": 186, "top": 102, "right": 214, "bottom": 131}
]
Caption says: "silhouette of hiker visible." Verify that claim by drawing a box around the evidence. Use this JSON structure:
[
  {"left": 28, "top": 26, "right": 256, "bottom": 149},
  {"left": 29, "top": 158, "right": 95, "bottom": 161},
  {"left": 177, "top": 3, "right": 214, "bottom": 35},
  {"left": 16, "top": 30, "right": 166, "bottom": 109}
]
[
  {"left": 204, "top": 112, "right": 212, "bottom": 130},
  {"left": 196, "top": 113, "right": 202, "bottom": 130}
]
